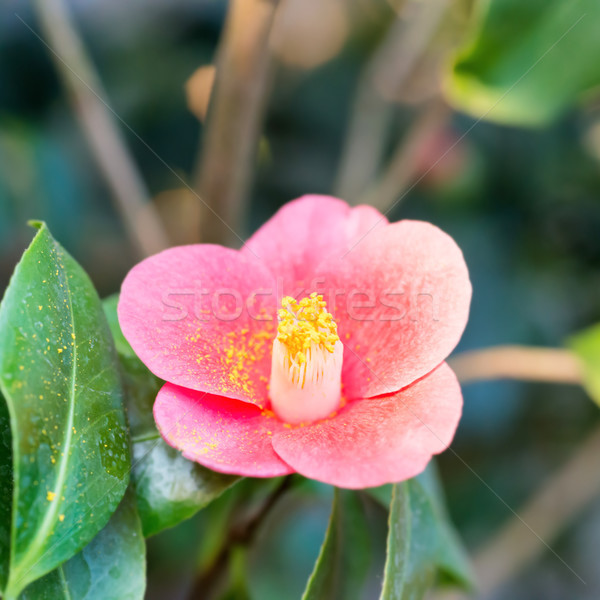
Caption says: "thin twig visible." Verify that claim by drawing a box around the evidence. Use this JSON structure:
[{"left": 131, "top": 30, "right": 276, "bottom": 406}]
[
  {"left": 31, "top": 0, "right": 170, "bottom": 258},
  {"left": 357, "top": 99, "right": 449, "bottom": 211},
  {"left": 450, "top": 346, "right": 584, "bottom": 385},
  {"left": 334, "top": 0, "right": 450, "bottom": 204},
  {"left": 429, "top": 345, "right": 589, "bottom": 599},
  {"left": 188, "top": 476, "right": 293, "bottom": 600},
  {"left": 194, "top": 0, "right": 277, "bottom": 246},
  {"left": 432, "top": 424, "right": 600, "bottom": 600}
]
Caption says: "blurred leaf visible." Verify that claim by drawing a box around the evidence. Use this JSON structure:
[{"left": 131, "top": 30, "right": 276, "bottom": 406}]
[
  {"left": 0, "top": 224, "right": 129, "bottom": 597},
  {"left": 0, "top": 392, "right": 12, "bottom": 590},
  {"left": 302, "top": 489, "right": 371, "bottom": 600},
  {"left": 569, "top": 323, "right": 600, "bottom": 406},
  {"left": 366, "top": 483, "right": 393, "bottom": 508},
  {"left": 19, "top": 489, "right": 146, "bottom": 600},
  {"left": 195, "top": 482, "right": 248, "bottom": 574},
  {"left": 102, "top": 295, "right": 136, "bottom": 359},
  {"left": 247, "top": 479, "right": 334, "bottom": 600},
  {"left": 380, "top": 475, "right": 473, "bottom": 600},
  {"left": 446, "top": 0, "right": 600, "bottom": 126},
  {"left": 103, "top": 295, "right": 238, "bottom": 538},
  {"left": 216, "top": 546, "right": 252, "bottom": 600}
]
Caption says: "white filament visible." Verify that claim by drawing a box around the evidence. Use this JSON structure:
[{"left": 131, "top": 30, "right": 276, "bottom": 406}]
[{"left": 269, "top": 338, "right": 344, "bottom": 424}]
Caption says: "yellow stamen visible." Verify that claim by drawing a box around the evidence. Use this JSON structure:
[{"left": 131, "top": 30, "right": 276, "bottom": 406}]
[
  {"left": 270, "top": 294, "right": 343, "bottom": 424},
  {"left": 277, "top": 293, "right": 339, "bottom": 363}
]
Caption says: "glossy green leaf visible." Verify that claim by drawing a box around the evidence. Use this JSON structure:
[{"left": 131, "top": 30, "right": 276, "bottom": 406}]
[
  {"left": 446, "top": 0, "right": 600, "bottom": 126},
  {"left": 368, "top": 465, "right": 472, "bottom": 594},
  {"left": 380, "top": 475, "right": 472, "bottom": 600},
  {"left": 131, "top": 439, "right": 238, "bottom": 538},
  {"left": 19, "top": 489, "right": 146, "bottom": 600},
  {"left": 302, "top": 489, "right": 371, "bottom": 600},
  {"left": 568, "top": 323, "right": 600, "bottom": 406},
  {"left": 103, "top": 295, "right": 238, "bottom": 537},
  {"left": 0, "top": 224, "right": 129, "bottom": 597}
]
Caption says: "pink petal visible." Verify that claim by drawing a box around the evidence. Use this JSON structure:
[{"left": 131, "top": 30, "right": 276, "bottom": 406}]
[
  {"left": 154, "top": 383, "right": 294, "bottom": 477},
  {"left": 318, "top": 220, "right": 471, "bottom": 399},
  {"left": 118, "top": 245, "right": 277, "bottom": 405},
  {"left": 242, "top": 195, "right": 387, "bottom": 295},
  {"left": 271, "top": 363, "right": 462, "bottom": 489}
]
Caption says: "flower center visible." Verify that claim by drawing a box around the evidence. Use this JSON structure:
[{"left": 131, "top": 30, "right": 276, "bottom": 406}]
[{"left": 269, "top": 293, "right": 343, "bottom": 424}]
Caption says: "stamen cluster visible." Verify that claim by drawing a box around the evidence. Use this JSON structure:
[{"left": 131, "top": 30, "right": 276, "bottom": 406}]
[{"left": 277, "top": 293, "right": 339, "bottom": 364}]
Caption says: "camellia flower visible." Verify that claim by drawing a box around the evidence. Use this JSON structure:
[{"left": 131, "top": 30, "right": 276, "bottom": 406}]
[{"left": 118, "top": 195, "right": 471, "bottom": 488}]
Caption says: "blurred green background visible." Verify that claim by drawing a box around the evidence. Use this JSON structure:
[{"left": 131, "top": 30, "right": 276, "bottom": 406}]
[{"left": 2, "top": 0, "right": 600, "bottom": 598}]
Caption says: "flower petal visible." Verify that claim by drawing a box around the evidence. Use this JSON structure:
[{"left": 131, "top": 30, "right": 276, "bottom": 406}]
[
  {"left": 118, "top": 245, "right": 277, "bottom": 405},
  {"left": 243, "top": 195, "right": 387, "bottom": 294},
  {"left": 271, "top": 363, "right": 462, "bottom": 489},
  {"left": 319, "top": 220, "right": 471, "bottom": 399},
  {"left": 154, "top": 383, "right": 294, "bottom": 477}
]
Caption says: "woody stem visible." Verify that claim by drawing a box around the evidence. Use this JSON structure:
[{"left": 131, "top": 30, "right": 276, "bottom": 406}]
[{"left": 188, "top": 476, "right": 294, "bottom": 600}]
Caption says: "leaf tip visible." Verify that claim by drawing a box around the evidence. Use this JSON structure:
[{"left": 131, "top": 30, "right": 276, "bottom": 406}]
[{"left": 27, "top": 220, "right": 46, "bottom": 232}]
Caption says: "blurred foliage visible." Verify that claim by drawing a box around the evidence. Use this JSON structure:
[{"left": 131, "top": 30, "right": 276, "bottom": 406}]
[
  {"left": 446, "top": 0, "right": 600, "bottom": 126},
  {"left": 301, "top": 489, "right": 372, "bottom": 600},
  {"left": 569, "top": 323, "right": 600, "bottom": 407}
]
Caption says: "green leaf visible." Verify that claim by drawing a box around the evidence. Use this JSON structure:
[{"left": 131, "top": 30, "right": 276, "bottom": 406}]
[
  {"left": 568, "top": 323, "right": 600, "bottom": 406},
  {"left": 101, "top": 295, "right": 136, "bottom": 360},
  {"left": 380, "top": 475, "right": 472, "bottom": 600},
  {"left": 446, "top": 0, "right": 600, "bottom": 126},
  {"left": 368, "top": 465, "right": 472, "bottom": 591},
  {"left": 380, "top": 484, "right": 413, "bottom": 599},
  {"left": 215, "top": 546, "right": 252, "bottom": 600},
  {"left": 366, "top": 484, "right": 393, "bottom": 509},
  {"left": 0, "top": 224, "right": 129, "bottom": 597},
  {"left": 0, "top": 392, "right": 12, "bottom": 590},
  {"left": 103, "top": 295, "right": 238, "bottom": 537},
  {"left": 131, "top": 439, "right": 238, "bottom": 538},
  {"left": 302, "top": 489, "right": 371, "bottom": 600},
  {"left": 19, "top": 489, "right": 146, "bottom": 600}
]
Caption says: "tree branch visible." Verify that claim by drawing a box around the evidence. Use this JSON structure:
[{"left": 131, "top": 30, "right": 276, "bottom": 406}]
[
  {"left": 188, "top": 476, "right": 293, "bottom": 600},
  {"left": 195, "top": 0, "right": 278, "bottom": 246},
  {"left": 432, "top": 424, "right": 600, "bottom": 599},
  {"left": 450, "top": 346, "right": 584, "bottom": 385},
  {"left": 357, "top": 99, "right": 449, "bottom": 211},
  {"left": 335, "top": 0, "right": 449, "bottom": 203},
  {"left": 31, "top": 0, "right": 170, "bottom": 258},
  {"left": 428, "top": 345, "right": 591, "bottom": 599}
]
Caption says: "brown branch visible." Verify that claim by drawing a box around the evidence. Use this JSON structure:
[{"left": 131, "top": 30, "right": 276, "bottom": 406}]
[
  {"left": 195, "top": 0, "right": 278, "bottom": 246},
  {"left": 30, "top": 0, "right": 170, "bottom": 258},
  {"left": 188, "top": 476, "right": 293, "bottom": 600},
  {"left": 429, "top": 346, "right": 590, "bottom": 599},
  {"left": 450, "top": 346, "right": 584, "bottom": 385},
  {"left": 334, "top": 0, "right": 450, "bottom": 204},
  {"left": 357, "top": 99, "right": 449, "bottom": 211},
  {"left": 432, "top": 425, "right": 600, "bottom": 600}
]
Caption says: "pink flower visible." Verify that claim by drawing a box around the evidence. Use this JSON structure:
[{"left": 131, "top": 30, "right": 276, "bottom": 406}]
[{"left": 118, "top": 195, "right": 471, "bottom": 489}]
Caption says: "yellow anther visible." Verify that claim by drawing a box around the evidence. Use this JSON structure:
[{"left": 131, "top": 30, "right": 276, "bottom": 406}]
[{"left": 276, "top": 293, "right": 339, "bottom": 363}]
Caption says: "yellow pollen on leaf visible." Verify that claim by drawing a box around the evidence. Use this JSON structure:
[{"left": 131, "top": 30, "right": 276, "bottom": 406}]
[{"left": 277, "top": 293, "right": 339, "bottom": 362}]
